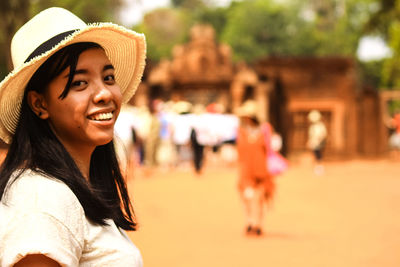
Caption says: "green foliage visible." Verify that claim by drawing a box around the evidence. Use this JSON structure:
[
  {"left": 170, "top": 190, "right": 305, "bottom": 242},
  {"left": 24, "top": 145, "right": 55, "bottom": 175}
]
[
  {"left": 30, "top": 0, "right": 122, "bottom": 22},
  {"left": 371, "top": 0, "right": 400, "bottom": 89},
  {"left": 135, "top": 2, "right": 231, "bottom": 62},
  {"left": 221, "top": 0, "right": 294, "bottom": 61},
  {"left": 388, "top": 100, "right": 400, "bottom": 115},
  {"left": 135, "top": 8, "right": 192, "bottom": 61},
  {"left": 218, "top": 0, "right": 372, "bottom": 62},
  {"left": 381, "top": 20, "right": 400, "bottom": 87},
  {"left": 0, "top": 0, "right": 122, "bottom": 80},
  {"left": 171, "top": 0, "right": 205, "bottom": 9},
  {"left": 358, "top": 59, "right": 385, "bottom": 90},
  {"left": 364, "top": 0, "right": 395, "bottom": 38},
  {"left": 191, "top": 7, "right": 228, "bottom": 42},
  {"left": 131, "top": 0, "right": 380, "bottom": 65},
  {"left": 0, "top": 0, "right": 31, "bottom": 77}
]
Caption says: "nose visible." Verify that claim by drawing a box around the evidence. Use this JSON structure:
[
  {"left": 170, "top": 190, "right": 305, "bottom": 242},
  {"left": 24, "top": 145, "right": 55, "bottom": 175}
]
[{"left": 93, "top": 82, "right": 113, "bottom": 104}]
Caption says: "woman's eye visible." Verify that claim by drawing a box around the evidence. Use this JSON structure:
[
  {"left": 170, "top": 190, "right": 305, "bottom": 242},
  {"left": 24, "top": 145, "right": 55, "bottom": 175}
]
[
  {"left": 71, "top": 80, "right": 87, "bottom": 88},
  {"left": 104, "top": 75, "right": 115, "bottom": 83}
]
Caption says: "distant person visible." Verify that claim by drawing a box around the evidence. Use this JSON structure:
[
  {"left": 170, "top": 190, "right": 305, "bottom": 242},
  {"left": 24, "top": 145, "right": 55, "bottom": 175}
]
[
  {"left": 236, "top": 101, "right": 275, "bottom": 236},
  {"left": 189, "top": 104, "right": 206, "bottom": 175},
  {"left": 0, "top": 7, "right": 146, "bottom": 266},
  {"left": 307, "top": 110, "right": 327, "bottom": 175},
  {"left": 155, "top": 101, "right": 176, "bottom": 170},
  {"left": 389, "top": 112, "right": 400, "bottom": 159},
  {"left": 170, "top": 102, "right": 193, "bottom": 167},
  {"left": 144, "top": 100, "right": 162, "bottom": 168},
  {"left": 114, "top": 104, "right": 137, "bottom": 179},
  {"left": 131, "top": 126, "right": 145, "bottom": 167},
  {"left": 190, "top": 127, "right": 205, "bottom": 174}
]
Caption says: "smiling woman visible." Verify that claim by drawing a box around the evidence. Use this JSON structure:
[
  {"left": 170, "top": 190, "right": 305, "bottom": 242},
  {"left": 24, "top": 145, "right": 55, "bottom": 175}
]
[
  {"left": 26, "top": 43, "right": 123, "bottom": 178},
  {"left": 0, "top": 7, "right": 146, "bottom": 267}
]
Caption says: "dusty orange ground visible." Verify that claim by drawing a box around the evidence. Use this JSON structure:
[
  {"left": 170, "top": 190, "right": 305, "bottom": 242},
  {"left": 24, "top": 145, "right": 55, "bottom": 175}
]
[{"left": 127, "top": 158, "right": 400, "bottom": 267}]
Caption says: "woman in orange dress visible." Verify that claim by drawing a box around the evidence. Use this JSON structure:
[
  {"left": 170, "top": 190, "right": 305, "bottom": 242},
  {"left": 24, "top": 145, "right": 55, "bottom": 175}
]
[
  {"left": 236, "top": 101, "right": 275, "bottom": 236},
  {"left": 389, "top": 113, "right": 400, "bottom": 159}
]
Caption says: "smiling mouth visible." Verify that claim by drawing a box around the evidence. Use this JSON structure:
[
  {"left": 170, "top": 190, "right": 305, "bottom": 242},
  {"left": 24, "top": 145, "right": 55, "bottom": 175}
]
[{"left": 88, "top": 112, "right": 113, "bottom": 121}]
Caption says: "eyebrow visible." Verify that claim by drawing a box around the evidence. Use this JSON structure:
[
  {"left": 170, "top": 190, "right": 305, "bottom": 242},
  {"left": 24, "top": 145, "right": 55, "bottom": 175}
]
[
  {"left": 103, "top": 64, "right": 114, "bottom": 71},
  {"left": 64, "top": 64, "right": 115, "bottom": 78}
]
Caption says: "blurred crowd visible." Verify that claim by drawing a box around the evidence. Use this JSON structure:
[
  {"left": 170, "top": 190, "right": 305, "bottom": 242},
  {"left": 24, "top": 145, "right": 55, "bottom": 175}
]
[{"left": 114, "top": 99, "right": 240, "bottom": 177}]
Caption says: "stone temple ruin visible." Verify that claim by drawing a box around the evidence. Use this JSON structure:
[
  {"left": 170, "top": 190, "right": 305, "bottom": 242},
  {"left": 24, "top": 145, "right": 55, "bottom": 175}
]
[{"left": 133, "top": 24, "right": 388, "bottom": 159}]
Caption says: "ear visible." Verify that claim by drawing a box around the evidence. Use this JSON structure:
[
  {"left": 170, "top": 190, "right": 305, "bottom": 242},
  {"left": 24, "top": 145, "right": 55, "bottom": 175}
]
[{"left": 27, "top": 91, "right": 49, "bottom": 119}]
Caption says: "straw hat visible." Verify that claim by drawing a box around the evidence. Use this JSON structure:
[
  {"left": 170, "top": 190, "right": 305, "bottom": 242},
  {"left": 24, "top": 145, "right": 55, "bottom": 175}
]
[
  {"left": 308, "top": 110, "right": 322, "bottom": 123},
  {"left": 172, "top": 101, "right": 192, "bottom": 114},
  {"left": 236, "top": 100, "right": 258, "bottom": 118},
  {"left": 0, "top": 7, "right": 146, "bottom": 143}
]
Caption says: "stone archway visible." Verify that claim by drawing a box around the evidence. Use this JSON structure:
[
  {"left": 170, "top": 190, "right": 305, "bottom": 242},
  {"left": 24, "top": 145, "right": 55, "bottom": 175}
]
[{"left": 287, "top": 100, "right": 345, "bottom": 155}]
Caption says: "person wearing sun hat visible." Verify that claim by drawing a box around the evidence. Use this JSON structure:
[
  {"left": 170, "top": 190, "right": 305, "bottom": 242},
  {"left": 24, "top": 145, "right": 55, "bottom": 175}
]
[
  {"left": 235, "top": 100, "right": 275, "bottom": 236},
  {"left": 307, "top": 109, "right": 327, "bottom": 175},
  {"left": 0, "top": 7, "right": 145, "bottom": 266}
]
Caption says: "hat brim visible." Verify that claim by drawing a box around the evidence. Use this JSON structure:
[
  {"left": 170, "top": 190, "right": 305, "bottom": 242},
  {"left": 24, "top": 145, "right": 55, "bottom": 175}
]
[
  {"left": 0, "top": 23, "right": 146, "bottom": 144},
  {"left": 235, "top": 101, "right": 258, "bottom": 118}
]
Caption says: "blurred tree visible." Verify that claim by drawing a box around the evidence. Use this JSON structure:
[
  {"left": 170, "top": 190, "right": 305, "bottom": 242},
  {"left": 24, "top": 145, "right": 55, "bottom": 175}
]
[
  {"left": 192, "top": 7, "right": 229, "bottom": 42},
  {"left": 137, "top": 0, "right": 377, "bottom": 63},
  {"left": 221, "top": 0, "right": 297, "bottom": 62},
  {"left": 221, "top": 0, "right": 374, "bottom": 62},
  {"left": 0, "top": 0, "right": 30, "bottom": 75},
  {"left": 381, "top": 19, "right": 400, "bottom": 88},
  {"left": 365, "top": 0, "right": 400, "bottom": 89},
  {"left": 134, "top": 8, "right": 191, "bottom": 61},
  {"left": 171, "top": 0, "right": 205, "bottom": 9},
  {"left": 364, "top": 0, "right": 395, "bottom": 38},
  {"left": 136, "top": 0, "right": 232, "bottom": 62},
  {"left": 358, "top": 59, "right": 385, "bottom": 90},
  {"left": 0, "top": 0, "right": 122, "bottom": 79},
  {"left": 31, "top": 0, "right": 123, "bottom": 22},
  {"left": 307, "top": 0, "right": 374, "bottom": 56}
]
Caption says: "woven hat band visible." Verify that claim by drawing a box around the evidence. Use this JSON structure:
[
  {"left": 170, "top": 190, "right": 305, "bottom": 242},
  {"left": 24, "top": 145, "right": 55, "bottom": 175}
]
[{"left": 24, "top": 29, "right": 77, "bottom": 63}]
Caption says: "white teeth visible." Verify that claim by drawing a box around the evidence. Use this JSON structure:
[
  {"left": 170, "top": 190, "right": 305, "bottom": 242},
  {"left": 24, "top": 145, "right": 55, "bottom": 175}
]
[{"left": 90, "top": 112, "right": 113, "bottom": 121}]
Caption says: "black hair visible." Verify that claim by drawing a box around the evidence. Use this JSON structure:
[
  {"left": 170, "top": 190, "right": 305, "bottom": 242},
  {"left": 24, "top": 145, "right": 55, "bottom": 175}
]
[
  {"left": 250, "top": 116, "right": 260, "bottom": 126},
  {"left": 240, "top": 115, "right": 260, "bottom": 127},
  {"left": 0, "top": 42, "right": 137, "bottom": 230}
]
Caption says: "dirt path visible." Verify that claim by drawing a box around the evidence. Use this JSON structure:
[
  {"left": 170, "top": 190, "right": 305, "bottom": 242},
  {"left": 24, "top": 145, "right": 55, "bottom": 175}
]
[{"left": 127, "top": 159, "right": 400, "bottom": 267}]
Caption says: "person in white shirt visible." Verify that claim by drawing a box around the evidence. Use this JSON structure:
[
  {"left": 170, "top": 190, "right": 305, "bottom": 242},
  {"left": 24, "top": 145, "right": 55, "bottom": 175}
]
[
  {"left": 0, "top": 7, "right": 146, "bottom": 266},
  {"left": 307, "top": 110, "right": 327, "bottom": 175}
]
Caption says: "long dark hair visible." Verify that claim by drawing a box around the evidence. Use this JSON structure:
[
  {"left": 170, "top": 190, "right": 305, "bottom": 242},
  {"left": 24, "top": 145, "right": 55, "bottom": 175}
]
[{"left": 0, "top": 42, "right": 137, "bottom": 230}]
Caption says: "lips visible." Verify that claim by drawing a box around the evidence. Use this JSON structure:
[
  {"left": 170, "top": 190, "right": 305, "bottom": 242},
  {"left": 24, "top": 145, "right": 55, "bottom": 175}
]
[{"left": 88, "top": 112, "right": 113, "bottom": 121}]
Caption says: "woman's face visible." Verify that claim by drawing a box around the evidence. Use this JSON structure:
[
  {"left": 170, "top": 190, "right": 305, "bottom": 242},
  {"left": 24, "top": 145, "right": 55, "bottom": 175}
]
[{"left": 43, "top": 48, "right": 122, "bottom": 151}]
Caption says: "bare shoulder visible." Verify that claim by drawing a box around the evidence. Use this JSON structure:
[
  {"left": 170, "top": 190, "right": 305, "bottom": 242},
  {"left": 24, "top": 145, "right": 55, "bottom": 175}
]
[{"left": 13, "top": 254, "right": 61, "bottom": 267}]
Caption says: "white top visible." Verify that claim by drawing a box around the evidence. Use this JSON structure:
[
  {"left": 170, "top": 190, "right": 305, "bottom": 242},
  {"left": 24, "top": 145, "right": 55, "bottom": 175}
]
[
  {"left": 0, "top": 170, "right": 143, "bottom": 267},
  {"left": 171, "top": 114, "right": 193, "bottom": 145},
  {"left": 307, "top": 121, "right": 327, "bottom": 150}
]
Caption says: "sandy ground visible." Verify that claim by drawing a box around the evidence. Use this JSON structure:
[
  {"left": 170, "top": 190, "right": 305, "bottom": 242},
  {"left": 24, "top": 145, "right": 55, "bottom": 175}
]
[{"left": 126, "top": 157, "right": 400, "bottom": 267}]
